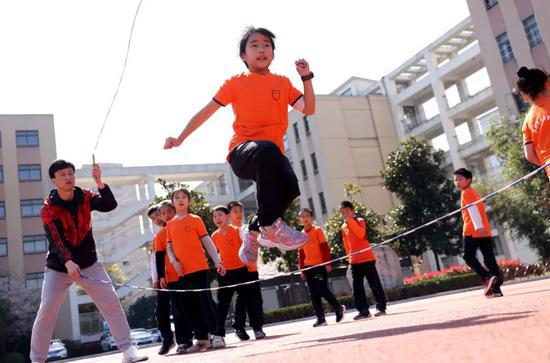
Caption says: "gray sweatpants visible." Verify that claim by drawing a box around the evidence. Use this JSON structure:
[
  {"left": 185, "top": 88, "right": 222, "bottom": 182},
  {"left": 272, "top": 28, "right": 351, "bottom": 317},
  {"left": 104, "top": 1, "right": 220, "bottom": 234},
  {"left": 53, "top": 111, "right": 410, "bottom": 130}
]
[{"left": 30, "top": 261, "right": 132, "bottom": 363}]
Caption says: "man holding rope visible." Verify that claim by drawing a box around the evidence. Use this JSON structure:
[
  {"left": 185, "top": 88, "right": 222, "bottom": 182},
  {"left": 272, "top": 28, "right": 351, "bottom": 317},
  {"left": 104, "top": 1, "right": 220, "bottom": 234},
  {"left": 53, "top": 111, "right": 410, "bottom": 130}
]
[{"left": 30, "top": 160, "right": 147, "bottom": 363}]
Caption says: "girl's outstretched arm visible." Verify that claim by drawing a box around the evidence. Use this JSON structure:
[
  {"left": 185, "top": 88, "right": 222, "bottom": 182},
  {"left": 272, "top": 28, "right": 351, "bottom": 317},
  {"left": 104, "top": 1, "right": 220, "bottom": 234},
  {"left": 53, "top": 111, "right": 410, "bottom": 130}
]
[{"left": 164, "top": 100, "right": 221, "bottom": 149}]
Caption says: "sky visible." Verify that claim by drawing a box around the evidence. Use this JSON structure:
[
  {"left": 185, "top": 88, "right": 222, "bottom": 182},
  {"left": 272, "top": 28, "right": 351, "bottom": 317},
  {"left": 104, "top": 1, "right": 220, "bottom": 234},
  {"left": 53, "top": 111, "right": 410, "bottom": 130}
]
[{"left": 0, "top": 0, "right": 471, "bottom": 168}]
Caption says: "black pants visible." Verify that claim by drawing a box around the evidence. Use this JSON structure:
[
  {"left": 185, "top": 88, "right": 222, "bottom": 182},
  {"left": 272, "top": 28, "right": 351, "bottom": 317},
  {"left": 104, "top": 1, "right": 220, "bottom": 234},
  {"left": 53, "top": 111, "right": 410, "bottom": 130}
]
[
  {"left": 216, "top": 267, "right": 249, "bottom": 336},
  {"left": 351, "top": 261, "right": 387, "bottom": 313},
  {"left": 176, "top": 270, "right": 218, "bottom": 340},
  {"left": 463, "top": 236, "right": 501, "bottom": 283},
  {"left": 155, "top": 290, "right": 174, "bottom": 342},
  {"left": 233, "top": 270, "right": 264, "bottom": 331},
  {"left": 167, "top": 281, "right": 193, "bottom": 345},
  {"left": 229, "top": 141, "right": 300, "bottom": 227},
  {"left": 305, "top": 266, "right": 340, "bottom": 320}
]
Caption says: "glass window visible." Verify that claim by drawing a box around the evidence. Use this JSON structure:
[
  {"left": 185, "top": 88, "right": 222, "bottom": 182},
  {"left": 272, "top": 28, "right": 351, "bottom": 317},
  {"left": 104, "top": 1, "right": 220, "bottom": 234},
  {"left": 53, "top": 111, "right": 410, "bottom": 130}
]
[
  {"left": 293, "top": 123, "right": 300, "bottom": 144},
  {"left": 0, "top": 166, "right": 3, "bottom": 183},
  {"left": 23, "top": 235, "right": 48, "bottom": 254},
  {"left": 18, "top": 164, "right": 42, "bottom": 182},
  {"left": 21, "top": 199, "right": 43, "bottom": 217},
  {"left": 319, "top": 192, "right": 327, "bottom": 215},
  {"left": 485, "top": 0, "right": 497, "bottom": 9},
  {"left": 0, "top": 238, "right": 7, "bottom": 257},
  {"left": 0, "top": 201, "right": 5, "bottom": 219},
  {"left": 496, "top": 32, "right": 514, "bottom": 63},
  {"left": 311, "top": 153, "right": 319, "bottom": 174},
  {"left": 523, "top": 15, "right": 543, "bottom": 49},
  {"left": 26, "top": 272, "right": 44, "bottom": 289},
  {"left": 300, "top": 159, "right": 308, "bottom": 180},
  {"left": 16, "top": 130, "right": 39, "bottom": 147},
  {"left": 307, "top": 197, "right": 315, "bottom": 215}
]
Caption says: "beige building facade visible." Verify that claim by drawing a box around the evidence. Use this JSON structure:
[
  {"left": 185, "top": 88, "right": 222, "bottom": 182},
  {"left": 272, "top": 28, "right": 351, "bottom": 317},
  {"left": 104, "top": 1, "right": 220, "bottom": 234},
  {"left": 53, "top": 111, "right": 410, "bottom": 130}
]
[{"left": 467, "top": 0, "right": 550, "bottom": 116}]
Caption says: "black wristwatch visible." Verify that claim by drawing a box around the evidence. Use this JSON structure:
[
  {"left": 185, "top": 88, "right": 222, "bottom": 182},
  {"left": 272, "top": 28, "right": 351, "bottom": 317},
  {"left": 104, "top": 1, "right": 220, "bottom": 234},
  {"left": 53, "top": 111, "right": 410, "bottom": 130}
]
[{"left": 301, "top": 72, "right": 314, "bottom": 81}]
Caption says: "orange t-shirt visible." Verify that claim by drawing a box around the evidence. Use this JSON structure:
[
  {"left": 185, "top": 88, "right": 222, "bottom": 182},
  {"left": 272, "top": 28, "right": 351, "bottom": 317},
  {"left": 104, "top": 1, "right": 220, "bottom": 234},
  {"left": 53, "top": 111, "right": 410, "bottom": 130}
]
[
  {"left": 212, "top": 225, "right": 246, "bottom": 271},
  {"left": 461, "top": 187, "right": 492, "bottom": 238},
  {"left": 213, "top": 72, "right": 303, "bottom": 156},
  {"left": 523, "top": 92, "right": 550, "bottom": 175},
  {"left": 341, "top": 218, "right": 376, "bottom": 264},
  {"left": 300, "top": 226, "right": 328, "bottom": 267},
  {"left": 166, "top": 214, "right": 209, "bottom": 276},
  {"left": 153, "top": 227, "right": 179, "bottom": 283}
]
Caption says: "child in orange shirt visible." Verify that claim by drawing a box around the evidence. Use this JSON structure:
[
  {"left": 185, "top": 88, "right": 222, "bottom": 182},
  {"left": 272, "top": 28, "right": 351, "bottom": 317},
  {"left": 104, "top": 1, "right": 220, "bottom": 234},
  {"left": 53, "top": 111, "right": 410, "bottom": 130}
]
[
  {"left": 339, "top": 201, "right": 387, "bottom": 320},
  {"left": 155, "top": 201, "right": 194, "bottom": 354},
  {"left": 165, "top": 188, "right": 226, "bottom": 352},
  {"left": 227, "top": 201, "right": 265, "bottom": 341},
  {"left": 211, "top": 205, "right": 266, "bottom": 343},
  {"left": 453, "top": 168, "right": 503, "bottom": 297},
  {"left": 298, "top": 208, "right": 345, "bottom": 327},
  {"left": 516, "top": 66, "right": 550, "bottom": 180},
  {"left": 147, "top": 205, "right": 176, "bottom": 355},
  {"left": 164, "top": 27, "right": 315, "bottom": 265}
]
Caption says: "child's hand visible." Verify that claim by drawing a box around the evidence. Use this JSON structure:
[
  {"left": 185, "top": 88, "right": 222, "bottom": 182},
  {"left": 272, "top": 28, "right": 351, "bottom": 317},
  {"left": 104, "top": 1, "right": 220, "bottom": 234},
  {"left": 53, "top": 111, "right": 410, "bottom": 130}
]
[
  {"left": 173, "top": 261, "right": 184, "bottom": 276},
  {"left": 295, "top": 59, "right": 311, "bottom": 77},
  {"left": 325, "top": 264, "right": 332, "bottom": 273},
  {"left": 300, "top": 272, "right": 306, "bottom": 281},
  {"left": 152, "top": 280, "right": 159, "bottom": 289},
  {"left": 160, "top": 278, "right": 168, "bottom": 289},
  {"left": 164, "top": 136, "right": 182, "bottom": 150},
  {"left": 217, "top": 264, "right": 226, "bottom": 276},
  {"left": 65, "top": 260, "right": 81, "bottom": 280}
]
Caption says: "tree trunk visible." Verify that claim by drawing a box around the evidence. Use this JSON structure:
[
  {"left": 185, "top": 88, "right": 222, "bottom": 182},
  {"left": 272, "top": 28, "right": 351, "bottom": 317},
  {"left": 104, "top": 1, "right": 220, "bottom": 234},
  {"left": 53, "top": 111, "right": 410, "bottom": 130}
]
[{"left": 433, "top": 250, "right": 441, "bottom": 271}]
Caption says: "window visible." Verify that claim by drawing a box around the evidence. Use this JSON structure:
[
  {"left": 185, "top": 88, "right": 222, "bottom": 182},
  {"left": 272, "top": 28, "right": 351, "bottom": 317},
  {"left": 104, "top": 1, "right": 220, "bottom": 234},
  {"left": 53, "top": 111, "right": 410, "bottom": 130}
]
[
  {"left": 283, "top": 134, "right": 290, "bottom": 151},
  {"left": 16, "top": 130, "right": 39, "bottom": 147},
  {"left": 496, "top": 32, "right": 514, "bottom": 63},
  {"left": 0, "top": 166, "right": 3, "bottom": 183},
  {"left": 26, "top": 272, "right": 44, "bottom": 289},
  {"left": 311, "top": 153, "right": 319, "bottom": 174},
  {"left": 23, "top": 235, "right": 47, "bottom": 254},
  {"left": 300, "top": 159, "right": 308, "bottom": 180},
  {"left": 523, "top": 15, "right": 543, "bottom": 49},
  {"left": 0, "top": 201, "right": 5, "bottom": 219},
  {"left": 307, "top": 197, "right": 315, "bottom": 215},
  {"left": 485, "top": 0, "right": 497, "bottom": 9},
  {"left": 319, "top": 192, "right": 327, "bottom": 215},
  {"left": 303, "top": 116, "right": 311, "bottom": 136},
  {"left": 293, "top": 123, "right": 300, "bottom": 144},
  {"left": 18, "top": 164, "right": 42, "bottom": 182},
  {"left": 0, "top": 238, "right": 6, "bottom": 257},
  {"left": 21, "top": 199, "right": 43, "bottom": 217}
]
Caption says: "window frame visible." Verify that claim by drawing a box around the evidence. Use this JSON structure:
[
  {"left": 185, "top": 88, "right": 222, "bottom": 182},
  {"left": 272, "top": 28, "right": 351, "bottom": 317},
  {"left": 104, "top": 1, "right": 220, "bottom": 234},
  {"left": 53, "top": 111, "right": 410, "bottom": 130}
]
[
  {"left": 15, "top": 130, "right": 40, "bottom": 148},
  {"left": 23, "top": 234, "right": 48, "bottom": 254},
  {"left": 20, "top": 199, "right": 43, "bottom": 218},
  {"left": 18, "top": 164, "right": 42, "bottom": 182}
]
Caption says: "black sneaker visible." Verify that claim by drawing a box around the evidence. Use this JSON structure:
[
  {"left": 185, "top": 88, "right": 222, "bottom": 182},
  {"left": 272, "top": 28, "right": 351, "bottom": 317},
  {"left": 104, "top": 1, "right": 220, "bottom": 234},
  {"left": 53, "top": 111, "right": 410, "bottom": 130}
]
[
  {"left": 176, "top": 343, "right": 191, "bottom": 354},
  {"left": 313, "top": 319, "right": 327, "bottom": 327},
  {"left": 158, "top": 340, "right": 175, "bottom": 355},
  {"left": 353, "top": 311, "right": 372, "bottom": 320},
  {"left": 235, "top": 329, "right": 250, "bottom": 341},
  {"left": 374, "top": 310, "right": 387, "bottom": 317},
  {"left": 254, "top": 329, "right": 266, "bottom": 339},
  {"left": 484, "top": 276, "right": 498, "bottom": 296},
  {"left": 335, "top": 305, "right": 346, "bottom": 323},
  {"left": 493, "top": 286, "right": 504, "bottom": 297}
]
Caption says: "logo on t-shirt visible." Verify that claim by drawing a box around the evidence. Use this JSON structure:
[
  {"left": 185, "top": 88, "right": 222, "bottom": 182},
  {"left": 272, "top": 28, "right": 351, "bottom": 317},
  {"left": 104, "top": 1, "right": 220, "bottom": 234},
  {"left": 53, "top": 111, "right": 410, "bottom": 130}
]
[
  {"left": 272, "top": 89, "right": 280, "bottom": 101},
  {"left": 184, "top": 225, "right": 191, "bottom": 233}
]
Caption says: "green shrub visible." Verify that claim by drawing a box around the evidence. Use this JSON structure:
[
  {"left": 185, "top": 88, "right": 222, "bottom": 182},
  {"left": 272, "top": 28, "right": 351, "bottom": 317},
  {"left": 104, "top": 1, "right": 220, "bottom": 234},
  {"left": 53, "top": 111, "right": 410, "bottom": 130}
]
[{"left": 0, "top": 352, "right": 25, "bottom": 363}]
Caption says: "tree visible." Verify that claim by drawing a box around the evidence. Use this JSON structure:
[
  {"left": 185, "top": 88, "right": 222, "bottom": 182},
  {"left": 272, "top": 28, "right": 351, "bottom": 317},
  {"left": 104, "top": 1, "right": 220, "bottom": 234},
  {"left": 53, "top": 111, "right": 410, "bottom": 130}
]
[
  {"left": 260, "top": 200, "right": 301, "bottom": 272},
  {"left": 325, "top": 183, "right": 383, "bottom": 266},
  {"left": 484, "top": 117, "right": 550, "bottom": 258},
  {"left": 126, "top": 295, "right": 156, "bottom": 329},
  {"left": 105, "top": 263, "right": 126, "bottom": 284},
  {"left": 380, "top": 137, "right": 462, "bottom": 270}
]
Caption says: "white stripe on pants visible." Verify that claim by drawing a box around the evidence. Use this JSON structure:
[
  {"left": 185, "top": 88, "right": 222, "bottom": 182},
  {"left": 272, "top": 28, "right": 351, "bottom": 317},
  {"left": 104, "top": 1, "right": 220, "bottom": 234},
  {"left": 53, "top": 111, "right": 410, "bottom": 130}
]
[{"left": 30, "top": 261, "right": 132, "bottom": 363}]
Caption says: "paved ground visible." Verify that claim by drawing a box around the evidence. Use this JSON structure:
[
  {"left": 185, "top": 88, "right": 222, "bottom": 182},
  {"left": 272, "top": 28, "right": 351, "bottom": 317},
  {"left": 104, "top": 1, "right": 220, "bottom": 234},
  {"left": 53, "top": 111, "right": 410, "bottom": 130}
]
[{"left": 69, "top": 278, "right": 550, "bottom": 363}]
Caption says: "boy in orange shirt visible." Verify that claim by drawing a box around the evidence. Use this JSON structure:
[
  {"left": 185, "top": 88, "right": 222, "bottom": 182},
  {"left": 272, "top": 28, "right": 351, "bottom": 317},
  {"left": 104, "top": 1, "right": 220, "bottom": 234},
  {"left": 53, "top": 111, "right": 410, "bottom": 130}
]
[
  {"left": 164, "top": 27, "right": 315, "bottom": 265},
  {"left": 165, "top": 188, "right": 226, "bottom": 352},
  {"left": 298, "top": 208, "right": 345, "bottom": 327},
  {"left": 453, "top": 168, "right": 503, "bottom": 297},
  {"left": 339, "top": 201, "right": 387, "bottom": 320},
  {"left": 516, "top": 66, "right": 550, "bottom": 180},
  {"left": 212, "top": 205, "right": 266, "bottom": 343},
  {"left": 147, "top": 205, "right": 176, "bottom": 355},
  {"left": 227, "top": 201, "right": 265, "bottom": 340},
  {"left": 155, "top": 201, "right": 194, "bottom": 354}
]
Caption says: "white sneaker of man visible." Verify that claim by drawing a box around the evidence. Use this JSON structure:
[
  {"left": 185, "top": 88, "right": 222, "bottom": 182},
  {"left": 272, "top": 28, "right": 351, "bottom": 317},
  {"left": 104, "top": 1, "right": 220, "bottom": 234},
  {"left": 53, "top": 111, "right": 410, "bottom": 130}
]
[{"left": 121, "top": 345, "right": 148, "bottom": 363}]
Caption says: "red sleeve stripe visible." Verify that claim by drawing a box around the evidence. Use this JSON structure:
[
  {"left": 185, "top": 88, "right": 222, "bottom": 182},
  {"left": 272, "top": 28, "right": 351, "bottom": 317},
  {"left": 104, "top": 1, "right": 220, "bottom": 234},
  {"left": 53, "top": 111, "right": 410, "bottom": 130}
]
[{"left": 47, "top": 222, "right": 72, "bottom": 261}]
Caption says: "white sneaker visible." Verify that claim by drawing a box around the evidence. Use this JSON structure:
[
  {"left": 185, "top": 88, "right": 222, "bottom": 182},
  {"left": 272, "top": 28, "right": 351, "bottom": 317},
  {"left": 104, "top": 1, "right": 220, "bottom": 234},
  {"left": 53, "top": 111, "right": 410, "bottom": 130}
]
[
  {"left": 211, "top": 335, "right": 226, "bottom": 349},
  {"left": 121, "top": 345, "right": 148, "bottom": 363},
  {"left": 260, "top": 218, "right": 309, "bottom": 251},
  {"left": 186, "top": 339, "right": 212, "bottom": 353}
]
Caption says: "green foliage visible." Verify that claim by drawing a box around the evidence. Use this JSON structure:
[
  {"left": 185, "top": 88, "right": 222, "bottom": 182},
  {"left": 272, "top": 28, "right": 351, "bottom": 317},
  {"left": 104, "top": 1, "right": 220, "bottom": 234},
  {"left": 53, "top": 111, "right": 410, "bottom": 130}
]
[
  {"left": 484, "top": 117, "right": 550, "bottom": 258},
  {"left": 325, "top": 183, "right": 384, "bottom": 266},
  {"left": 105, "top": 263, "right": 126, "bottom": 284},
  {"left": 260, "top": 200, "right": 300, "bottom": 272},
  {"left": 380, "top": 137, "right": 462, "bottom": 261},
  {"left": 126, "top": 295, "right": 157, "bottom": 329},
  {"left": 0, "top": 352, "right": 25, "bottom": 363}
]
